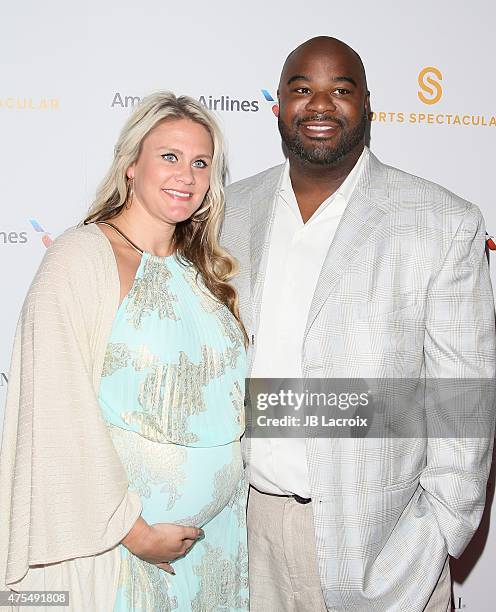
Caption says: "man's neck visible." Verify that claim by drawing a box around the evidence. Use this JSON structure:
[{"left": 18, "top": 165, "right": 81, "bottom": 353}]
[{"left": 289, "top": 144, "right": 364, "bottom": 223}]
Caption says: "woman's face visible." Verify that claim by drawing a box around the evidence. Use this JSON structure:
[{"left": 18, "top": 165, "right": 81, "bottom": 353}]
[{"left": 127, "top": 117, "right": 214, "bottom": 225}]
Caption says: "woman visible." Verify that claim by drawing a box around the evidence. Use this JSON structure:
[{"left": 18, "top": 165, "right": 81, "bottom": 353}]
[{"left": 0, "top": 92, "right": 248, "bottom": 611}]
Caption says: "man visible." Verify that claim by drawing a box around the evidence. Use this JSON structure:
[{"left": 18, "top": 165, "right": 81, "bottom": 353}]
[{"left": 222, "top": 36, "right": 496, "bottom": 611}]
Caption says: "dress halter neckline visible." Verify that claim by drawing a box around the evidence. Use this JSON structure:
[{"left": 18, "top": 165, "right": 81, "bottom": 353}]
[{"left": 97, "top": 221, "right": 144, "bottom": 256}]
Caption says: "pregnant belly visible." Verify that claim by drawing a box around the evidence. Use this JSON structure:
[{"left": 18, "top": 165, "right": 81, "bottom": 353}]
[{"left": 108, "top": 423, "right": 243, "bottom": 527}]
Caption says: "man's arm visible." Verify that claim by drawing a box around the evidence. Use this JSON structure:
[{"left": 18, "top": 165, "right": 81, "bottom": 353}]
[{"left": 421, "top": 202, "right": 496, "bottom": 557}]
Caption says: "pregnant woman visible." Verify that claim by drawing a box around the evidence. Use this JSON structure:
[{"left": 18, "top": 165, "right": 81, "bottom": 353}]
[{"left": 0, "top": 92, "right": 248, "bottom": 611}]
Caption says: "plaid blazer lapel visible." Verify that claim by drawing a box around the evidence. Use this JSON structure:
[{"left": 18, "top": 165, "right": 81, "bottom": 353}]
[
  {"left": 303, "top": 153, "right": 392, "bottom": 343},
  {"left": 249, "top": 165, "right": 284, "bottom": 341}
]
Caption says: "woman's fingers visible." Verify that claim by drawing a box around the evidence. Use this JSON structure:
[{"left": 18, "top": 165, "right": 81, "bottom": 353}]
[
  {"left": 156, "top": 562, "right": 175, "bottom": 574},
  {"left": 154, "top": 529, "right": 205, "bottom": 572},
  {"left": 181, "top": 526, "right": 204, "bottom": 540}
]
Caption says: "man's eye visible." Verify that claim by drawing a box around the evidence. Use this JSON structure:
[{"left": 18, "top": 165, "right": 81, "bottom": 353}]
[
  {"left": 161, "top": 153, "right": 177, "bottom": 162},
  {"left": 192, "top": 159, "right": 208, "bottom": 169},
  {"left": 295, "top": 87, "right": 311, "bottom": 94},
  {"left": 335, "top": 88, "right": 350, "bottom": 95}
]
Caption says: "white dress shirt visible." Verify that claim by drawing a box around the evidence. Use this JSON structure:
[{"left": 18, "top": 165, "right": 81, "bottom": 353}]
[{"left": 249, "top": 148, "right": 368, "bottom": 496}]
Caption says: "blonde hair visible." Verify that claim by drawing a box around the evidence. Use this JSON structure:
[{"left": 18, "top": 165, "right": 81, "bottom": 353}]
[{"left": 83, "top": 91, "right": 246, "bottom": 342}]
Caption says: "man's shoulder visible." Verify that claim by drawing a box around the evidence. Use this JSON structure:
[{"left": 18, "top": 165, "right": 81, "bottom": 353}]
[
  {"left": 373, "top": 155, "right": 475, "bottom": 220},
  {"left": 225, "top": 164, "right": 284, "bottom": 200}
]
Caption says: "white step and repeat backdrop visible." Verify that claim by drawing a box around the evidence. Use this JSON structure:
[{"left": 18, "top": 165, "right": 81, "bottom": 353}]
[{"left": 1, "top": 1, "right": 494, "bottom": 609}]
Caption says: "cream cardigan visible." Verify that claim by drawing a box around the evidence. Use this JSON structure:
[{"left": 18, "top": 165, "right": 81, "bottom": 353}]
[{"left": 0, "top": 224, "right": 141, "bottom": 602}]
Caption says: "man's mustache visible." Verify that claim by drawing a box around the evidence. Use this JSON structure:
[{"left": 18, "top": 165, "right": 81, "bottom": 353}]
[{"left": 296, "top": 115, "right": 345, "bottom": 127}]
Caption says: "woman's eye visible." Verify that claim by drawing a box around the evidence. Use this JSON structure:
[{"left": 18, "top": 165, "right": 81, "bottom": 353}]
[
  {"left": 161, "top": 153, "right": 177, "bottom": 162},
  {"left": 192, "top": 159, "right": 208, "bottom": 168}
]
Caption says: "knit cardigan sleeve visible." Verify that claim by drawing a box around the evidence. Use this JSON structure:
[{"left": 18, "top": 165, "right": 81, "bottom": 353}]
[{"left": 0, "top": 225, "right": 141, "bottom": 588}]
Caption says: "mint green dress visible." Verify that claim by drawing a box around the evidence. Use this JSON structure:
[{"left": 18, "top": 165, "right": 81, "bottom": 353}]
[{"left": 98, "top": 252, "right": 248, "bottom": 611}]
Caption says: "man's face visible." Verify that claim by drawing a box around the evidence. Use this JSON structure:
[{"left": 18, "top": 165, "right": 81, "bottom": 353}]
[{"left": 276, "top": 43, "right": 369, "bottom": 166}]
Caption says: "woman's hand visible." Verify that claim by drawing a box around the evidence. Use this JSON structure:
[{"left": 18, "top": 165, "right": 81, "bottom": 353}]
[{"left": 121, "top": 517, "right": 204, "bottom": 574}]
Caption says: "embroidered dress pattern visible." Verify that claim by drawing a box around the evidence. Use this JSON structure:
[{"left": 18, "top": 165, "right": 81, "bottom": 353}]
[
  {"left": 191, "top": 542, "right": 249, "bottom": 612},
  {"left": 118, "top": 551, "right": 179, "bottom": 611},
  {"left": 126, "top": 256, "right": 179, "bottom": 328},
  {"left": 102, "top": 343, "right": 131, "bottom": 377},
  {"left": 98, "top": 253, "right": 247, "bottom": 611}
]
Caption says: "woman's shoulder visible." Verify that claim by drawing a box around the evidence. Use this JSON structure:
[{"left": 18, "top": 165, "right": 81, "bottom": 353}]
[
  {"left": 48, "top": 223, "right": 112, "bottom": 261},
  {"left": 32, "top": 223, "right": 117, "bottom": 296}
]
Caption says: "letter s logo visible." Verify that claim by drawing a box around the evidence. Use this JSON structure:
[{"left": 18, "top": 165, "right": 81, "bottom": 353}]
[{"left": 417, "top": 67, "right": 443, "bottom": 105}]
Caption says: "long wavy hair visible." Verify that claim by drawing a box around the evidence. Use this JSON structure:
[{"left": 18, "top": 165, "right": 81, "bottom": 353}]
[{"left": 83, "top": 91, "right": 246, "bottom": 342}]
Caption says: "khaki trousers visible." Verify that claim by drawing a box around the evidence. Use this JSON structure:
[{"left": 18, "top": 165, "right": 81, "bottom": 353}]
[{"left": 247, "top": 487, "right": 451, "bottom": 612}]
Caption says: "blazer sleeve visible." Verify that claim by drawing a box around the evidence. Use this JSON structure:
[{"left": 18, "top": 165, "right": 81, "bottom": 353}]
[
  {"left": 420, "top": 203, "right": 496, "bottom": 557},
  {"left": 0, "top": 231, "right": 141, "bottom": 588}
]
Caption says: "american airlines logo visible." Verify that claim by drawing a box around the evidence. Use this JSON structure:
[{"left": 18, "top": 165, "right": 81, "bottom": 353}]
[
  {"left": 110, "top": 90, "right": 282, "bottom": 113},
  {"left": 261, "top": 89, "right": 278, "bottom": 114},
  {"left": 29, "top": 219, "right": 53, "bottom": 248}
]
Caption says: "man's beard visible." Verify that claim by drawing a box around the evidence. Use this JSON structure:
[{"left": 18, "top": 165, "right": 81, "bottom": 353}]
[{"left": 278, "top": 113, "right": 367, "bottom": 166}]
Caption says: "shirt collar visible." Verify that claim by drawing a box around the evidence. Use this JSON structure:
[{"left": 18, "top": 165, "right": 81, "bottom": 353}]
[{"left": 279, "top": 146, "right": 369, "bottom": 211}]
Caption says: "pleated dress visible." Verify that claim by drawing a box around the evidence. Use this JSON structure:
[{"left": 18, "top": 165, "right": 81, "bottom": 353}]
[{"left": 98, "top": 250, "right": 248, "bottom": 611}]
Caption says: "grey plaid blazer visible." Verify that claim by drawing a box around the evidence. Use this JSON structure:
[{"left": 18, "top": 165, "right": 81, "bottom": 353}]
[{"left": 222, "top": 150, "right": 496, "bottom": 611}]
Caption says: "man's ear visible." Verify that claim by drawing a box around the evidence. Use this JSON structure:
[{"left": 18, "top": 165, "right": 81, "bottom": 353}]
[
  {"left": 365, "top": 91, "right": 371, "bottom": 119},
  {"left": 272, "top": 91, "right": 280, "bottom": 117}
]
